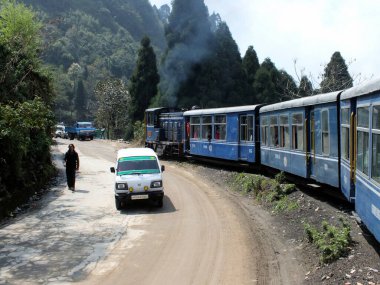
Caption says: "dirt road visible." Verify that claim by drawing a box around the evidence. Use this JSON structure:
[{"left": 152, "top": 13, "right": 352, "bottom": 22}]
[{"left": 0, "top": 139, "right": 304, "bottom": 284}]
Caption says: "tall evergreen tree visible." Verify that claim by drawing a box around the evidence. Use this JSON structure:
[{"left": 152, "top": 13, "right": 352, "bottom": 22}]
[
  {"left": 211, "top": 22, "right": 250, "bottom": 106},
  {"left": 299, "top": 76, "right": 313, "bottom": 97},
  {"left": 129, "top": 36, "right": 159, "bottom": 121},
  {"left": 242, "top": 46, "right": 260, "bottom": 86},
  {"left": 253, "top": 66, "right": 276, "bottom": 104},
  {"left": 320, "top": 51, "right": 353, "bottom": 93}
]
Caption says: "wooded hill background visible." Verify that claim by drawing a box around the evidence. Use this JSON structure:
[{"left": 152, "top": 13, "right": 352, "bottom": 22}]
[{"left": 19, "top": 0, "right": 353, "bottom": 125}]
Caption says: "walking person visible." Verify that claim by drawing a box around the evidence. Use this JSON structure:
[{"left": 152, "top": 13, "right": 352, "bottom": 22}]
[{"left": 64, "top": 144, "right": 79, "bottom": 191}]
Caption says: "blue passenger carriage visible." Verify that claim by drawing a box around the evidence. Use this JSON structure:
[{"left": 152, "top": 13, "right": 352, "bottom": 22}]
[
  {"left": 260, "top": 92, "right": 340, "bottom": 188},
  {"left": 145, "top": 107, "right": 185, "bottom": 156},
  {"left": 340, "top": 78, "right": 380, "bottom": 242},
  {"left": 183, "top": 105, "right": 261, "bottom": 163}
]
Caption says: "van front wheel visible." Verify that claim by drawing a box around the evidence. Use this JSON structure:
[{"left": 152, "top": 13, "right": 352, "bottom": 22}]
[
  {"left": 156, "top": 197, "right": 163, "bottom": 208},
  {"left": 115, "top": 198, "right": 122, "bottom": 210}
]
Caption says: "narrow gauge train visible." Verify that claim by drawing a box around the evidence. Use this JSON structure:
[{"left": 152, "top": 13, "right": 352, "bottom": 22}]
[{"left": 145, "top": 78, "right": 380, "bottom": 243}]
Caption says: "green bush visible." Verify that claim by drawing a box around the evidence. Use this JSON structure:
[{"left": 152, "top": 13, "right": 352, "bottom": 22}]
[
  {"left": 281, "top": 183, "right": 296, "bottom": 195},
  {"left": 275, "top": 171, "right": 286, "bottom": 184},
  {"left": 274, "top": 196, "right": 299, "bottom": 212},
  {"left": 231, "top": 173, "right": 299, "bottom": 213},
  {"left": 304, "top": 218, "right": 352, "bottom": 263},
  {"left": 0, "top": 98, "right": 55, "bottom": 218}
]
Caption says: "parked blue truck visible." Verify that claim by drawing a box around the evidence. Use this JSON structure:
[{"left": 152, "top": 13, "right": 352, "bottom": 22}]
[{"left": 66, "top": 122, "right": 96, "bottom": 140}]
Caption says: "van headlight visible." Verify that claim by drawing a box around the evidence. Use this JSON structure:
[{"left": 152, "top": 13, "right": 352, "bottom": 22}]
[
  {"left": 150, "top": 181, "right": 162, "bottom": 188},
  {"left": 116, "top": 183, "right": 128, "bottom": 190}
]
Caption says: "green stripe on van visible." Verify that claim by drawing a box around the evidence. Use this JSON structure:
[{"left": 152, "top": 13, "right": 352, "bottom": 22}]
[
  {"left": 118, "top": 156, "right": 156, "bottom": 162},
  {"left": 118, "top": 169, "right": 160, "bottom": 175}
]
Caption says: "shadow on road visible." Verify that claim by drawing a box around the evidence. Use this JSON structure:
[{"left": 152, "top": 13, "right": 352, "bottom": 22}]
[
  {"left": 119, "top": 195, "right": 176, "bottom": 215},
  {"left": 70, "top": 189, "right": 90, "bottom": 194}
]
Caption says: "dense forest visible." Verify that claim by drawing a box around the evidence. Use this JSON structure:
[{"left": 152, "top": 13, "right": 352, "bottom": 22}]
[
  {"left": 20, "top": 0, "right": 167, "bottom": 124},
  {"left": 0, "top": 0, "right": 355, "bottom": 217}
]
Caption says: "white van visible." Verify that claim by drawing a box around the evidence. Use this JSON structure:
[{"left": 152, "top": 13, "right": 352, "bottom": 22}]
[{"left": 110, "top": 148, "right": 165, "bottom": 209}]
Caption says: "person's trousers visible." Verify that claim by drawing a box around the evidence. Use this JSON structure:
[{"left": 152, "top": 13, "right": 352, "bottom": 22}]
[{"left": 66, "top": 167, "right": 76, "bottom": 188}]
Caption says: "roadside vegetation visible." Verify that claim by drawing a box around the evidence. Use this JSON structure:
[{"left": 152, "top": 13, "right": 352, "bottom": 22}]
[
  {"left": 0, "top": 0, "right": 55, "bottom": 219},
  {"left": 231, "top": 171, "right": 298, "bottom": 213},
  {"left": 231, "top": 171, "right": 353, "bottom": 263},
  {"left": 304, "top": 218, "right": 353, "bottom": 263}
]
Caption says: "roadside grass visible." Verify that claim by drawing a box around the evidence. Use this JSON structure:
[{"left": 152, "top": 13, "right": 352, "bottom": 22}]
[
  {"left": 231, "top": 171, "right": 353, "bottom": 262},
  {"left": 231, "top": 171, "right": 298, "bottom": 213},
  {"left": 303, "top": 217, "right": 352, "bottom": 263}
]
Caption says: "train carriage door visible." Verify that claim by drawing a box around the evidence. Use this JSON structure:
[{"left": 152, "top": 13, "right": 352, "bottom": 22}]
[
  {"left": 238, "top": 114, "right": 255, "bottom": 162},
  {"left": 309, "top": 109, "right": 316, "bottom": 179},
  {"left": 340, "top": 100, "right": 356, "bottom": 202},
  {"left": 238, "top": 115, "right": 247, "bottom": 161}
]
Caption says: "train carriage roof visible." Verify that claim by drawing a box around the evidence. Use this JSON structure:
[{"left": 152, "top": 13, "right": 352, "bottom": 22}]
[
  {"left": 341, "top": 77, "right": 380, "bottom": 100},
  {"left": 259, "top": 91, "right": 341, "bottom": 113},
  {"left": 184, "top": 105, "right": 261, "bottom": 116},
  {"left": 145, "top": 107, "right": 181, "bottom": 113}
]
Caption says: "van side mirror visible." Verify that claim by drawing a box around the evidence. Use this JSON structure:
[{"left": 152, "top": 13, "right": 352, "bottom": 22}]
[
  {"left": 110, "top": 167, "right": 115, "bottom": 173},
  {"left": 161, "top": 165, "right": 165, "bottom": 172}
]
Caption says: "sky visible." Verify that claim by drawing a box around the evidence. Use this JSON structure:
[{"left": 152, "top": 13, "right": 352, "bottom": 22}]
[{"left": 149, "top": 0, "right": 380, "bottom": 87}]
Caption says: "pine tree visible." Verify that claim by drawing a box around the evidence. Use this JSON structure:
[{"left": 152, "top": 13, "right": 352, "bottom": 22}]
[
  {"left": 242, "top": 46, "right": 260, "bottom": 86},
  {"left": 129, "top": 36, "right": 160, "bottom": 121},
  {"left": 253, "top": 66, "right": 276, "bottom": 104},
  {"left": 211, "top": 22, "right": 250, "bottom": 106},
  {"left": 320, "top": 51, "right": 353, "bottom": 93}
]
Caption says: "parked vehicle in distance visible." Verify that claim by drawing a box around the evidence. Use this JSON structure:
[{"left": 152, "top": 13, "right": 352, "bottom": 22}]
[
  {"left": 54, "top": 124, "right": 68, "bottom": 139},
  {"left": 110, "top": 148, "right": 165, "bottom": 210},
  {"left": 66, "top": 122, "right": 96, "bottom": 140}
]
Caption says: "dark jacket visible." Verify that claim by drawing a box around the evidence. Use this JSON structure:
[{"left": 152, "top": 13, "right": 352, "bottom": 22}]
[{"left": 64, "top": 150, "right": 79, "bottom": 169}]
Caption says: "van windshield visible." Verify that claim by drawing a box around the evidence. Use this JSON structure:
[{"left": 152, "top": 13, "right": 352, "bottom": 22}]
[{"left": 117, "top": 156, "right": 160, "bottom": 175}]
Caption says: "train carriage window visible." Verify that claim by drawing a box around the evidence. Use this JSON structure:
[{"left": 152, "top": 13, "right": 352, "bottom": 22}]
[
  {"left": 322, "top": 110, "right": 330, "bottom": 155},
  {"left": 372, "top": 106, "right": 380, "bottom": 183},
  {"left": 357, "top": 106, "right": 369, "bottom": 176},
  {"left": 240, "top": 115, "right": 254, "bottom": 142},
  {"left": 163, "top": 121, "right": 168, "bottom": 140},
  {"left": 202, "top": 116, "right": 212, "bottom": 140},
  {"left": 373, "top": 105, "right": 380, "bottom": 129},
  {"left": 146, "top": 112, "right": 155, "bottom": 126},
  {"left": 279, "top": 115, "right": 290, "bottom": 148},
  {"left": 292, "top": 113, "right": 304, "bottom": 151},
  {"left": 248, "top": 116, "right": 254, "bottom": 141},
  {"left": 372, "top": 133, "right": 380, "bottom": 183},
  {"left": 341, "top": 108, "right": 350, "bottom": 125},
  {"left": 190, "top": 117, "right": 200, "bottom": 139},
  {"left": 341, "top": 108, "right": 350, "bottom": 161},
  {"left": 214, "top": 115, "right": 226, "bottom": 140},
  {"left": 240, "top": 115, "right": 247, "bottom": 141},
  {"left": 270, "top": 116, "right": 279, "bottom": 147},
  {"left": 261, "top": 116, "right": 269, "bottom": 146}
]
